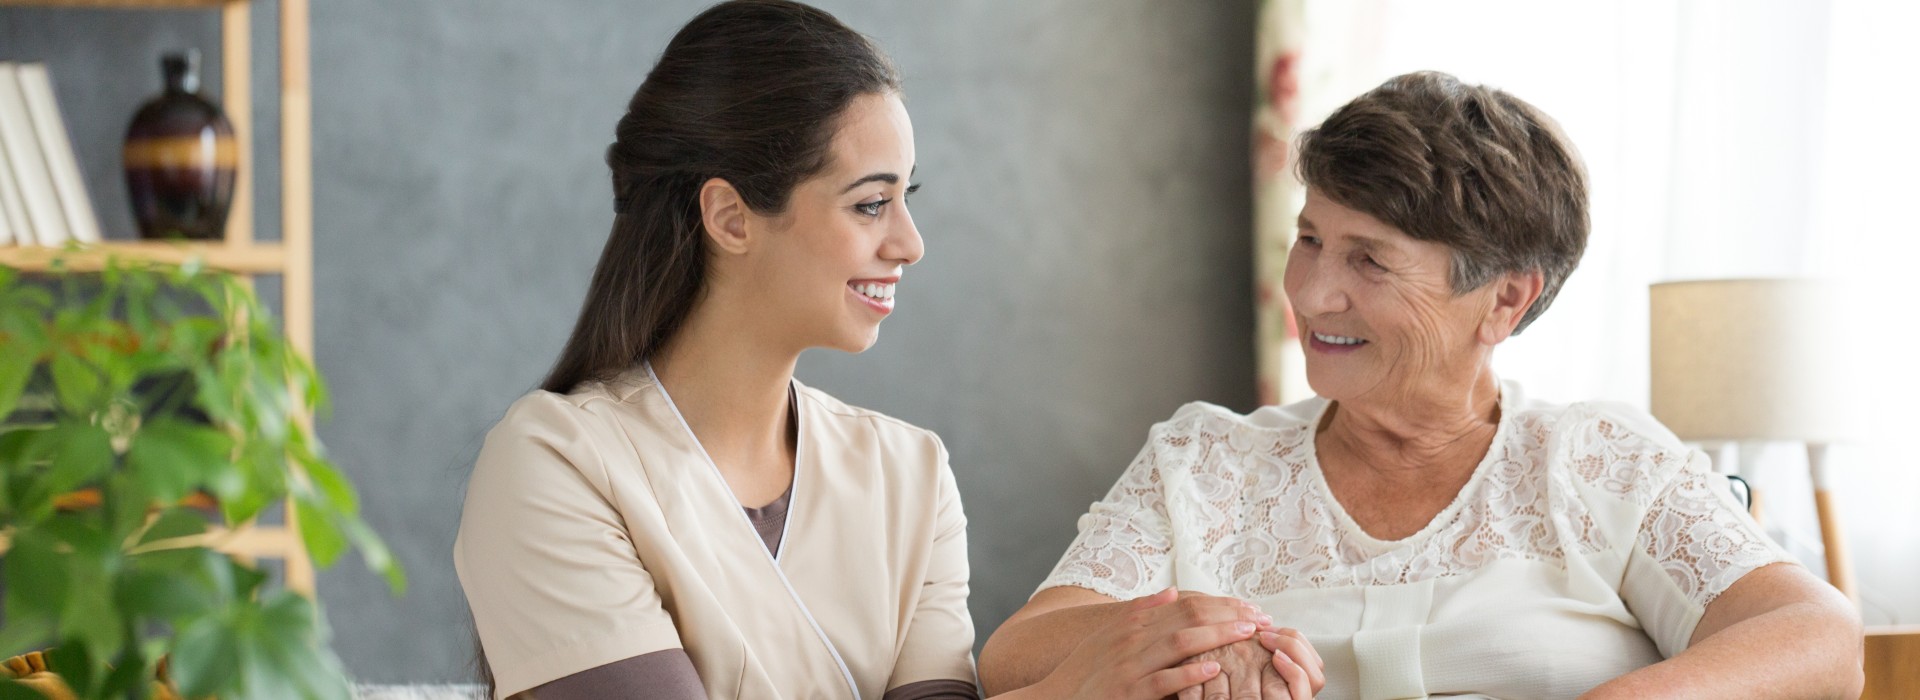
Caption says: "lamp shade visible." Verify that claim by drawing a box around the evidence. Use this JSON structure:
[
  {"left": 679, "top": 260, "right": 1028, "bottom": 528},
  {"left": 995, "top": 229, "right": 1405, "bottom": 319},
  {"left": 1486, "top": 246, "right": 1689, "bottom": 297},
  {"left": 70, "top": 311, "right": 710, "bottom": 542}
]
[{"left": 1649, "top": 278, "right": 1862, "bottom": 443}]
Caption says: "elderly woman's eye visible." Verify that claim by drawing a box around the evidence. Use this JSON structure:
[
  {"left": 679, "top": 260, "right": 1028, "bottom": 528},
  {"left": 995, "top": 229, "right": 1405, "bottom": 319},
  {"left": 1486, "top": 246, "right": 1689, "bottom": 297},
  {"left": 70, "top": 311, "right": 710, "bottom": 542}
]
[
  {"left": 1363, "top": 255, "right": 1386, "bottom": 270},
  {"left": 1297, "top": 235, "right": 1321, "bottom": 248}
]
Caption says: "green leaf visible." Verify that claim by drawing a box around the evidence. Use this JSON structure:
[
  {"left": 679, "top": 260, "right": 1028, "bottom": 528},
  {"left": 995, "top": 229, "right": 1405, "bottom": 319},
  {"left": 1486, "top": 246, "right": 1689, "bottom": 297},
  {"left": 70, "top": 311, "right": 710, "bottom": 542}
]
[
  {"left": 41, "top": 421, "right": 113, "bottom": 496},
  {"left": 294, "top": 499, "right": 347, "bottom": 568},
  {"left": 0, "top": 614, "right": 52, "bottom": 658},
  {"left": 45, "top": 641, "right": 99, "bottom": 698},
  {"left": 114, "top": 566, "right": 215, "bottom": 622},
  {"left": 344, "top": 517, "right": 407, "bottom": 596},
  {"left": 4, "top": 531, "right": 69, "bottom": 615},
  {"left": 0, "top": 347, "right": 33, "bottom": 421},
  {"left": 97, "top": 644, "right": 152, "bottom": 699},
  {"left": 242, "top": 593, "right": 349, "bottom": 700},
  {"left": 134, "top": 507, "right": 208, "bottom": 546},
  {"left": 298, "top": 452, "right": 358, "bottom": 516},
  {"left": 49, "top": 354, "right": 100, "bottom": 414},
  {"left": 169, "top": 616, "right": 240, "bottom": 698},
  {"left": 125, "top": 420, "right": 232, "bottom": 505}
]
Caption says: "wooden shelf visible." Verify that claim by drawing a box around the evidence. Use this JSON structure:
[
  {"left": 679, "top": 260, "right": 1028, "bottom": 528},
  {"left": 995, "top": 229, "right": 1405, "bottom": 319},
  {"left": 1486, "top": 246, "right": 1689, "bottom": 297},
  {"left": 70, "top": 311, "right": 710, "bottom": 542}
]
[
  {"left": 0, "top": 0, "right": 238, "bottom": 9},
  {"left": 0, "top": 524, "right": 296, "bottom": 560},
  {"left": 4, "top": 0, "right": 317, "bottom": 597},
  {"left": 0, "top": 241, "right": 286, "bottom": 273}
]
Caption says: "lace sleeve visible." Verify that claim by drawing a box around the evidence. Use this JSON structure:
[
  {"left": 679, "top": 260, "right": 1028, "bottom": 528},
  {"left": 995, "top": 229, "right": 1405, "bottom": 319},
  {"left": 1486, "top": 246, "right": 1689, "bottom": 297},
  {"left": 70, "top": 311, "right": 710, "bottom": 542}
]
[
  {"left": 1035, "top": 423, "right": 1180, "bottom": 601},
  {"left": 1623, "top": 451, "right": 1795, "bottom": 655}
]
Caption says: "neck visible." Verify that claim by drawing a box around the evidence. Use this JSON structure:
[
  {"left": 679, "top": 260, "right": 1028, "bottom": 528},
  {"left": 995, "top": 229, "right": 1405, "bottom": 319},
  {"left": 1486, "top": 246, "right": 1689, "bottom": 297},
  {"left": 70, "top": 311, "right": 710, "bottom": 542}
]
[
  {"left": 1322, "top": 365, "right": 1502, "bottom": 477},
  {"left": 650, "top": 294, "right": 799, "bottom": 476}
]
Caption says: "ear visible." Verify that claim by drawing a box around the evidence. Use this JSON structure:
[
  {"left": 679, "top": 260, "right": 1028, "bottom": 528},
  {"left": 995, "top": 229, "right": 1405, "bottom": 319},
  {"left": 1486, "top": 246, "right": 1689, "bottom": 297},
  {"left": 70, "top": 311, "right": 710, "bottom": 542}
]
[
  {"left": 698, "top": 177, "right": 753, "bottom": 255},
  {"left": 1478, "top": 269, "right": 1546, "bottom": 344}
]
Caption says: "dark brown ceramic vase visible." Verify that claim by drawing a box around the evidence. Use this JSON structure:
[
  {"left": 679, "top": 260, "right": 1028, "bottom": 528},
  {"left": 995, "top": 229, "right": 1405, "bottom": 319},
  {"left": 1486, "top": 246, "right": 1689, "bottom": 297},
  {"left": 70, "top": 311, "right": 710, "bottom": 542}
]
[{"left": 124, "top": 50, "right": 236, "bottom": 241}]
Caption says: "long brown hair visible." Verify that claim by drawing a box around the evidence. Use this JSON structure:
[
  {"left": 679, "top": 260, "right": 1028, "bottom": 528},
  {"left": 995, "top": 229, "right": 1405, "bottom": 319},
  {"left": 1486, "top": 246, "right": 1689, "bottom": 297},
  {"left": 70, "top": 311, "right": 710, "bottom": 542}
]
[
  {"left": 478, "top": 1, "right": 898, "bottom": 692},
  {"left": 539, "top": 0, "right": 901, "bottom": 395}
]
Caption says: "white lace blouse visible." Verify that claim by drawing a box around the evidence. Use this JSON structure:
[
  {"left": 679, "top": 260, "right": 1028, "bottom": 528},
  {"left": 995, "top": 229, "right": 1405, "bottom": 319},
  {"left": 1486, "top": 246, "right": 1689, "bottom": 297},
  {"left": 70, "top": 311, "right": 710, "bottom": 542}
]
[{"left": 1039, "top": 381, "right": 1793, "bottom": 700}]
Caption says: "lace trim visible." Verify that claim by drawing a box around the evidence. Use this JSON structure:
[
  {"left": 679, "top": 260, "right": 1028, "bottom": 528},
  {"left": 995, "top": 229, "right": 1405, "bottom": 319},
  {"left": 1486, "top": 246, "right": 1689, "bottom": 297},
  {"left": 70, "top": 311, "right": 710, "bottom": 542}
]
[
  {"left": 1637, "top": 460, "right": 1786, "bottom": 605},
  {"left": 1044, "top": 403, "right": 1778, "bottom": 606}
]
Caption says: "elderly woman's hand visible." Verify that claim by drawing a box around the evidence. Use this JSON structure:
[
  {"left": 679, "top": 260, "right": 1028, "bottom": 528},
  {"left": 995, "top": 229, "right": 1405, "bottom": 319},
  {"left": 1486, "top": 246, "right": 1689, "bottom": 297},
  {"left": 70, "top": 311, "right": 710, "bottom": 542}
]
[
  {"left": 1176, "top": 628, "right": 1325, "bottom": 700},
  {"left": 1028, "top": 588, "right": 1272, "bottom": 700}
]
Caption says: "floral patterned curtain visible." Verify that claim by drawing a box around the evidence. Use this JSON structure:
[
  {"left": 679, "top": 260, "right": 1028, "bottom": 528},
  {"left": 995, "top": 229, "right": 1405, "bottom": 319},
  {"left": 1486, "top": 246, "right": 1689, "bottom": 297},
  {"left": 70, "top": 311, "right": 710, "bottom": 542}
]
[{"left": 1252, "top": 0, "right": 1308, "bottom": 406}]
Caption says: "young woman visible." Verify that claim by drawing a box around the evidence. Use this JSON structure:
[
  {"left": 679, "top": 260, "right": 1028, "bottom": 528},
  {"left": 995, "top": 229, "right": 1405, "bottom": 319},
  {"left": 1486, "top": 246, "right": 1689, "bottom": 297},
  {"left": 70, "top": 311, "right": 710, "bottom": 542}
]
[{"left": 453, "top": 2, "right": 1283, "bottom": 698}]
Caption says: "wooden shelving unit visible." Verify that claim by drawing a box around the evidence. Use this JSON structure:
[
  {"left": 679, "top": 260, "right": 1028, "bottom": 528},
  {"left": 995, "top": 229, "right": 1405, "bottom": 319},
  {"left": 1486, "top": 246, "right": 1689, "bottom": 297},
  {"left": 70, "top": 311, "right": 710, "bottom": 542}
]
[
  {"left": 0, "top": 0, "right": 317, "bottom": 596},
  {"left": 0, "top": 241, "right": 287, "bottom": 272}
]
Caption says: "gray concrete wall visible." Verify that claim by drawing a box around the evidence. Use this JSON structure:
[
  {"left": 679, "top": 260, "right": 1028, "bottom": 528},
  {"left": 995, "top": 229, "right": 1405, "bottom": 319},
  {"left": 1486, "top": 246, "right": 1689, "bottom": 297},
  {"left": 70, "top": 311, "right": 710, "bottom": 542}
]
[{"left": 3, "top": 0, "right": 1256, "bottom": 683}]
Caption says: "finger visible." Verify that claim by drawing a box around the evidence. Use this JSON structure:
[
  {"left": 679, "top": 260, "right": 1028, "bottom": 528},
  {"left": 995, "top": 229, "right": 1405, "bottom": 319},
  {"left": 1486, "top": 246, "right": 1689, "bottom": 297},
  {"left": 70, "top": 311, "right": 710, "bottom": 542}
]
[
  {"left": 1270, "top": 652, "right": 1311, "bottom": 700},
  {"left": 1202, "top": 668, "right": 1229, "bottom": 700},
  {"left": 1148, "top": 598, "right": 1268, "bottom": 638},
  {"left": 1147, "top": 661, "right": 1220, "bottom": 700},
  {"left": 1260, "top": 631, "right": 1325, "bottom": 692},
  {"left": 1147, "top": 621, "right": 1258, "bottom": 669},
  {"left": 1261, "top": 664, "right": 1288, "bottom": 700},
  {"left": 1178, "top": 684, "right": 1203, "bottom": 700}
]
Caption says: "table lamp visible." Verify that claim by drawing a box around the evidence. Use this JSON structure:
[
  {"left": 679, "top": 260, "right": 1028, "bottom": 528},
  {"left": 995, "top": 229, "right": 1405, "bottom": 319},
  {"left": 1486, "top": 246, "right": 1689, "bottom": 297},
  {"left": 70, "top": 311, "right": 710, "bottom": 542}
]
[{"left": 1649, "top": 278, "right": 1863, "bottom": 604}]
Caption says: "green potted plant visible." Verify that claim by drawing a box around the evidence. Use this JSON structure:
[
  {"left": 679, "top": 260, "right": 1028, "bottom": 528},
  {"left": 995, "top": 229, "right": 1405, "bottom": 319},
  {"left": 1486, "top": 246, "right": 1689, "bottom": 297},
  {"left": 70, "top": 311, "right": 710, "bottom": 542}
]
[{"left": 0, "top": 257, "right": 403, "bottom": 700}]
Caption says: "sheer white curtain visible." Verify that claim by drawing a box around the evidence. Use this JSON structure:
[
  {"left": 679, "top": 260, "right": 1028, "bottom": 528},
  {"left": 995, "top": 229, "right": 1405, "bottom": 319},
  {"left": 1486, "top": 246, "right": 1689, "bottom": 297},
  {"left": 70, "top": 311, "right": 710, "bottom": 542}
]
[{"left": 1277, "top": 0, "right": 1919, "bottom": 624}]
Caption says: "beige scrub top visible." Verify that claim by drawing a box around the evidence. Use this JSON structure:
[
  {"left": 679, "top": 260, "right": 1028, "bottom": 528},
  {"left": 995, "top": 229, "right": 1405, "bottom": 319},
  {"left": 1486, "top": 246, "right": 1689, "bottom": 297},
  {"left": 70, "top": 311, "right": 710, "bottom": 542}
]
[{"left": 455, "top": 365, "right": 977, "bottom": 699}]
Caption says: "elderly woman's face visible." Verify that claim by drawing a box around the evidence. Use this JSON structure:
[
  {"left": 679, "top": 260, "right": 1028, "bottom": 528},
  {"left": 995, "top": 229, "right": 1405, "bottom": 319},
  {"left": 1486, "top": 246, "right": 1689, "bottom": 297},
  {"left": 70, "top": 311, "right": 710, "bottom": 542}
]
[{"left": 1284, "top": 190, "right": 1503, "bottom": 403}]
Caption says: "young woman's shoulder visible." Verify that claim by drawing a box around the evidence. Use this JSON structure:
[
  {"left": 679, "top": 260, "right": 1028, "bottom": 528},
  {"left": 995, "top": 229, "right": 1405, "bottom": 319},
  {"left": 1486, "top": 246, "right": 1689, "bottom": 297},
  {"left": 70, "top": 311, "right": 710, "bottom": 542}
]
[{"left": 793, "top": 381, "right": 950, "bottom": 464}]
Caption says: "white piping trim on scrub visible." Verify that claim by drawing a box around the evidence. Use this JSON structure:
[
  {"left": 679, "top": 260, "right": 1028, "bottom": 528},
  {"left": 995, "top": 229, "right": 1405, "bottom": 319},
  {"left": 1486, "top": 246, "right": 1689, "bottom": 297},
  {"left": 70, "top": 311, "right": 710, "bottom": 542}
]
[
  {"left": 644, "top": 362, "right": 862, "bottom": 700},
  {"left": 773, "top": 385, "right": 799, "bottom": 565}
]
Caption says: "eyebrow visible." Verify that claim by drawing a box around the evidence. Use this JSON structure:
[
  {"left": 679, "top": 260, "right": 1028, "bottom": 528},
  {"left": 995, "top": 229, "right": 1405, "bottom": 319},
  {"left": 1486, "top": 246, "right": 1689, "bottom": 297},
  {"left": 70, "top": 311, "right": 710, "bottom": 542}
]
[
  {"left": 1296, "top": 216, "right": 1397, "bottom": 253},
  {"left": 840, "top": 166, "right": 917, "bottom": 194}
]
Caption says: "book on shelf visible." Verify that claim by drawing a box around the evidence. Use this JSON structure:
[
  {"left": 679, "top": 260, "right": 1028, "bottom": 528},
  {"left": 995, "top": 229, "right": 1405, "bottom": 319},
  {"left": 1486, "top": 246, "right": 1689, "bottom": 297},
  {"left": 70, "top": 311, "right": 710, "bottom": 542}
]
[
  {"left": 0, "top": 62, "right": 70, "bottom": 246},
  {"left": 0, "top": 75, "right": 35, "bottom": 247},
  {"left": 17, "top": 63, "right": 101, "bottom": 244},
  {"left": 0, "top": 181, "right": 13, "bottom": 245}
]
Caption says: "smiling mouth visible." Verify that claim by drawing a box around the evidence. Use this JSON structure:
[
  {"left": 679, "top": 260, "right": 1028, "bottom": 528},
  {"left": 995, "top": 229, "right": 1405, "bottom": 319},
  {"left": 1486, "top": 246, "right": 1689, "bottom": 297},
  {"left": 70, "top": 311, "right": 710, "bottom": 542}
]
[
  {"left": 1311, "top": 331, "right": 1368, "bottom": 347},
  {"left": 848, "top": 280, "right": 896, "bottom": 311}
]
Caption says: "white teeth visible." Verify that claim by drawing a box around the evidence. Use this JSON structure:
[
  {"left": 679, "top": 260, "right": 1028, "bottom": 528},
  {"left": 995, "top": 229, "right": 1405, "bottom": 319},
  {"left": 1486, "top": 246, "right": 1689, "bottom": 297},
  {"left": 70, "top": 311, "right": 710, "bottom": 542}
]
[
  {"left": 1313, "top": 332, "right": 1365, "bottom": 345},
  {"left": 852, "top": 282, "right": 895, "bottom": 301}
]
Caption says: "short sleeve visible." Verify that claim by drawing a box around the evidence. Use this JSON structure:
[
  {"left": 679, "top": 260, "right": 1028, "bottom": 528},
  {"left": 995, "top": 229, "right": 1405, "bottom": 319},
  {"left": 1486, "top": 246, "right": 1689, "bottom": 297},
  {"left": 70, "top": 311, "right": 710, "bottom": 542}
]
[
  {"left": 1036, "top": 416, "right": 1183, "bottom": 600},
  {"left": 1619, "top": 450, "right": 1796, "bottom": 657},
  {"left": 454, "top": 393, "right": 687, "bottom": 699},
  {"left": 886, "top": 436, "right": 981, "bottom": 693}
]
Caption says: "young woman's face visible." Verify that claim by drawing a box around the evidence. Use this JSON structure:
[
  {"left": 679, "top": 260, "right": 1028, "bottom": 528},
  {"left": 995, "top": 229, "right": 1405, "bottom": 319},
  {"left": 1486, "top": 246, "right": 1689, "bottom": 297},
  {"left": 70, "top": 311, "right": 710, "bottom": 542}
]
[{"left": 750, "top": 92, "right": 922, "bottom": 354}]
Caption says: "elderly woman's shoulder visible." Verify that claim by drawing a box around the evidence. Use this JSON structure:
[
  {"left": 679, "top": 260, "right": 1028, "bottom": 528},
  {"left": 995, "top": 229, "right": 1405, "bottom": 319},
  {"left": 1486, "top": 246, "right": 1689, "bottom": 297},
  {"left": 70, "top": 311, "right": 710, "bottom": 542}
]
[
  {"left": 1513, "top": 391, "right": 1702, "bottom": 502},
  {"left": 1522, "top": 394, "right": 1689, "bottom": 454}
]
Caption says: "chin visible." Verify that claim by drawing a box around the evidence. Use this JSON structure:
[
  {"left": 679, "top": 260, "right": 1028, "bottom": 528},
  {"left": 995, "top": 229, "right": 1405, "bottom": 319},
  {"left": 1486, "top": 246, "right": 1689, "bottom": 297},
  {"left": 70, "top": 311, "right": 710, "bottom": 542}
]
[
  {"left": 825, "top": 326, "right": 881, "bottom": 354},
  {"left": 1302, "top": 366, "right": 1353, "bottom": 401}
]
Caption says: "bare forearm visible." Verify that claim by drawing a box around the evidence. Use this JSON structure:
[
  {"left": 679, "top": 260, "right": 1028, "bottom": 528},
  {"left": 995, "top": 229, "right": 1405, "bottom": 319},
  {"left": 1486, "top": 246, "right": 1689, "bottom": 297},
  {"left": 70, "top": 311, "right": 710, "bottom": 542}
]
[
  {"left": 1583, "top": 601, "right": 1862, "bottom": 700},
  {"left": 977, "top": 601, "right": 1129, "bottom": 696}
]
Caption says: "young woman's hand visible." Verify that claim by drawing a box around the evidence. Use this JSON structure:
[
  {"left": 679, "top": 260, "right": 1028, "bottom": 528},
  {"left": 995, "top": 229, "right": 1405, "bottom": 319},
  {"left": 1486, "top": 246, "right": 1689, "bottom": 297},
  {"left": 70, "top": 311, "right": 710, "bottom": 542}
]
[
  {"left": 1259, "top": 628, "right": 1325, "bottom": 698},
  {"left": 1028, "top": 588, "right": 1272, "bottom": 700},
  {"left": 1174, "top": 628, "right": 1325, "bottom": 700}
]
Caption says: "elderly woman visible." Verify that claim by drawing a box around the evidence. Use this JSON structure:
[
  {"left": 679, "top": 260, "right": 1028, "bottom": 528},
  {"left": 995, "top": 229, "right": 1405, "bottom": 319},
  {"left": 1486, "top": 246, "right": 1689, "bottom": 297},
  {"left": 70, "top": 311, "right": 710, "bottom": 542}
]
[{"left": 979, "top": 72, "right": 1862, "bottom": 699}]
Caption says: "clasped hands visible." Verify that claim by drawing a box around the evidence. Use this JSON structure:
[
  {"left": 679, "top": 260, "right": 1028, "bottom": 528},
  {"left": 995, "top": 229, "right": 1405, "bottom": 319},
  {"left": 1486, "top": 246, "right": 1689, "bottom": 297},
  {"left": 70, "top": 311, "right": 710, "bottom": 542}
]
[{"left": 1047, "top": 588, "right": 1326, "bottom": 700}]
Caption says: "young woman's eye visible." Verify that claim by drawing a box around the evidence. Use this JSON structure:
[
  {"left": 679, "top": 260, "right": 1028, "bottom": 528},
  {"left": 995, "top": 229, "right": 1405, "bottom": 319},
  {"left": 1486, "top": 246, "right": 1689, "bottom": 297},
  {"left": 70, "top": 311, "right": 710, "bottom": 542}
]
[
  {"left": 904, "top": 182, "right": 920, "bottom": 204},
  {"left": 855, "top": 198, "right": 891, "bottom": 217}
]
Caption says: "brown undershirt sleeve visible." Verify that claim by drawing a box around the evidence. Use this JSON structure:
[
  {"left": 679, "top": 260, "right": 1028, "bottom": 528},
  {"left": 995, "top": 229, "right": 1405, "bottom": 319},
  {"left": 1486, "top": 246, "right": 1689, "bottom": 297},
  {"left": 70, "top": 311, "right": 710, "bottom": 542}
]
[
  {"left": 527, "top": 649, "right": 704, "bottom": 699},
  {"left": 881, "top": 678, "right": 983, "bottom": 700}
]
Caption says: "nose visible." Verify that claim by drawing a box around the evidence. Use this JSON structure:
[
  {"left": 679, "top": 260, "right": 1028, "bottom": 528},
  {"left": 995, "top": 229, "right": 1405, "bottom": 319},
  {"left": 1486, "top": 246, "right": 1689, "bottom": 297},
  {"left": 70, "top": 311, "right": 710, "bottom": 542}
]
[
  {"left": 1284, "top": 250, "right": 1349, "bottom": 317},
  {"left": 886, "top": 206, "right": 925, "bottom": 266}
]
